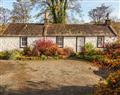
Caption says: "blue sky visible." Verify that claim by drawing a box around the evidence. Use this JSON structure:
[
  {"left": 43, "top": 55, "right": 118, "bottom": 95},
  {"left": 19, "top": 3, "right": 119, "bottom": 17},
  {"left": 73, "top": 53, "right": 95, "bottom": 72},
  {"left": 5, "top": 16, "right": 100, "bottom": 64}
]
[
  {"left": 81, "top": 0, "right": 120, "bottom": 22},
  {"left": 0, "top": 0, "right": 120, "bottom": 23}
]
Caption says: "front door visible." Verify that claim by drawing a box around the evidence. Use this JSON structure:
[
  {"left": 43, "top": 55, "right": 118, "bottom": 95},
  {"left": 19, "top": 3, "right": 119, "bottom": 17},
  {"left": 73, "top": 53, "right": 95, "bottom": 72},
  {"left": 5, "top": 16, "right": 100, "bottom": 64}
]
[{"left": 77, "top": 37, "right": 85, "bottom": 52}]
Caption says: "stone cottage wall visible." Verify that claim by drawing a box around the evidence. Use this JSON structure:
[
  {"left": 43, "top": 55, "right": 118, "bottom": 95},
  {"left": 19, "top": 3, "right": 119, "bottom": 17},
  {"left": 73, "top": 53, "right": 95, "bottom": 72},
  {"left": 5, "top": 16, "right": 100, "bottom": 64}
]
[
  {"left": 0, "top": 36, "right": 117, "bottom": 52},
  {"left": 0, "top": 37, "right": 20, "bottom": 51}
]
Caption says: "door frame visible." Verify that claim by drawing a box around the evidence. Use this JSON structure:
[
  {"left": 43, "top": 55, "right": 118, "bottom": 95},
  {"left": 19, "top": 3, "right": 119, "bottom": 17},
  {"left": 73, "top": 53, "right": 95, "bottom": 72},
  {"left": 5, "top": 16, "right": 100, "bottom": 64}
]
[{"left": 76, "top": 37, "right": 85, "bottom": 52}]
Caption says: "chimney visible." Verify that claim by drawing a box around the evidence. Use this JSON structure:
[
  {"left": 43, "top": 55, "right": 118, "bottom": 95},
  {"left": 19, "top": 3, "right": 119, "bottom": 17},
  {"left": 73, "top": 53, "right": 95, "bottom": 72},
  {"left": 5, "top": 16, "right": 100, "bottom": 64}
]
[
  {"left": 43, "top": 10, "right": 49, "bottom": 38},
  {"left": 105, "top": 13, "right": 111, "bottom": 25},
  {"left": 44, "top": 10, "right": 49, "bottom": 24},
  {"left": 105, "top": 19, "right": 111, "bottom": 25}
]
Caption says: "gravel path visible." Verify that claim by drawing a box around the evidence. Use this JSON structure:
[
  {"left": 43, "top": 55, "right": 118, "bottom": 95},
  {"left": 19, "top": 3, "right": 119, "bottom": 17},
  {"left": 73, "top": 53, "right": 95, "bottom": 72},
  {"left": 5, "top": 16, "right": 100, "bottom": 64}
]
[{"left": 0, "top": 59, "right": 103, "bottom": 95}]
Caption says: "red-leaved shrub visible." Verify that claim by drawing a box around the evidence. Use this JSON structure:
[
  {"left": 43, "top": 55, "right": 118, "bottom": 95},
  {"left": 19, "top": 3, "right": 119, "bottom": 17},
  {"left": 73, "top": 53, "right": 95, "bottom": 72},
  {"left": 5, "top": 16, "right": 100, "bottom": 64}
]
[
  {"left": 32, "top": 39, "right": 74, "bottom": 58},
  {"left": 32, "top": 39, "right": 58, "bottom": 56},
  {"left": 63, "top": 47, "right": 74, "bottom": 57},
  {"left": 104, "top": 43, "right": 120, "bottom": 59}
]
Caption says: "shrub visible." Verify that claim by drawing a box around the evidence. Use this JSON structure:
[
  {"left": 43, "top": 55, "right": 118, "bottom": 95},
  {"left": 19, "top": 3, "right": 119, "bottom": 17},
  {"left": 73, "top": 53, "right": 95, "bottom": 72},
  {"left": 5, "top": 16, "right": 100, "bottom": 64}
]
[
  {"left": 104, "top": 42, "right": 120, "bottom": 59},
  {"left": 32, "top": 46, "right": 41, "bottom": 56},
  {"left": 84, "top": 55, "right": 94, "bottom": 62},
  {"left": 76, "top": 53, "right": 84, "bottom": 59},
  {"left": 87, "top": 49, "right": 98, "bottom": 56},
  {"left": 63, "top": 47, "right": 74, "bottom": 57},
  {"left": 84, "top": 43, "right": 94, "bottom": 53},
  {"left": 0, "top": 51, "right": 11, "bottom": 60},
  {"left": 40, "top": 54, "right": 48, "bottom": 60},
  {"left": 10, "top": 50, "right": 23, "bottom": 60},
  {"left": 44, "top": 45, "right": 58, "bottom": 56},
  {"left": 57, "top": 48, "right": 65, "bottom": 55},
  {"left": 53, "top": 55, "right": 59, "bottom": 60},
  {"left": 78, "top": 41, "right": 120, "bottom": 68},
  {"left": 101, "top": 42, "right": 120, "bottom": 68},
  {"left": 106, "top": 71, "right": 120, "bottom": 89},
  {"left": 0, "top": 52, "right": 4, "bottom": 59},
  {"left": 32, "top": 39, "right": 58, "bottom": 56},
  {"left": 23, "top": 47, "right": 32, "bottom": 56},
  {"left": 95, "top": 70, "right": 120, "bottom": 95},
  {"left": 32, "top": 39, "right": 74, "bottom": 58},
  {"left": 0, "top": 50, "right": 23, "bottom": 60}
]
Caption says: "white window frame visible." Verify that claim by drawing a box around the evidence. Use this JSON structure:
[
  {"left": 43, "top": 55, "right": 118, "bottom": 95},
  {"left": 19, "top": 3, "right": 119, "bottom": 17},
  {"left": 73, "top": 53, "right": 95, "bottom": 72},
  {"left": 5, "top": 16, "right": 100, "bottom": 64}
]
[
  {"left": 56, "top": 36, "right": 63, "bottom": 48},
  {"left": 20, "top": 37, "right": 27, "bottom": 48},
  {"left": 97, "top": 36, "right": 104, "bottom": 48}
]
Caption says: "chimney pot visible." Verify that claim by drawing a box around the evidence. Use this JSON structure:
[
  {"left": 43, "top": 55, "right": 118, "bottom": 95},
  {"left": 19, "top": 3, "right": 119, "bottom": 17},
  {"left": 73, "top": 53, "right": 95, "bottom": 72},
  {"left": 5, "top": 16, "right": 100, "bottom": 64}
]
[{"left": 105, "top": 19, "right": 111, "bottom": 25}]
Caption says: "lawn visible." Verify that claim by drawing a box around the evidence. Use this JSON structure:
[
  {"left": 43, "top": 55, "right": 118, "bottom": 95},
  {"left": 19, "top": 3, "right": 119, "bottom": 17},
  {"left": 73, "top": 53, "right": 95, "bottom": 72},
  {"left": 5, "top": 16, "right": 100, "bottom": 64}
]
[{"left": 0, "top": 60, "right": 103, "bottom": 95}]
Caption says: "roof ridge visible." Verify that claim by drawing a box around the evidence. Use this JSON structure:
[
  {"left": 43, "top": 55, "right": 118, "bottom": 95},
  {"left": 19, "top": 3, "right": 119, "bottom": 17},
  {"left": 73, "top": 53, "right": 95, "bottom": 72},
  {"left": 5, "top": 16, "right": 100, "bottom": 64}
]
[
  {"left": 6, "top": 23, "right": 106, "bottom": 26},
  {"left": 2, "top": 23, "right": 117, "bottom": 37}
]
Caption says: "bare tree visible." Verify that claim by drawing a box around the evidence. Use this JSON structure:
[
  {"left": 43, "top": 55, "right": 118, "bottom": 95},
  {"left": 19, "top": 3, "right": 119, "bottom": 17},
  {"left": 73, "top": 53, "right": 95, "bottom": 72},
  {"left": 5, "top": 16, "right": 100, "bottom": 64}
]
[
  {"left": 11, "top": 0, "right": 32, "bottom": 23},
  {"left": 0, "top": 7, "right": 11, "bottom": 24},
  {"left": 31, "top": 0, "right": 82, "bottom": 23},
  {"left": 88, "top": 4, "right": 112, "bottom": 24}
]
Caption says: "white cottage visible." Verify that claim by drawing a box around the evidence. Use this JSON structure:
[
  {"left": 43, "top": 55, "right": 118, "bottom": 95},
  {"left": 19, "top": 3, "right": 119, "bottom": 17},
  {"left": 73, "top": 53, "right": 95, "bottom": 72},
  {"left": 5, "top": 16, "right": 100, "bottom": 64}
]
[{"left": 0, "top": 20, "right": 118, "bottom": 52}]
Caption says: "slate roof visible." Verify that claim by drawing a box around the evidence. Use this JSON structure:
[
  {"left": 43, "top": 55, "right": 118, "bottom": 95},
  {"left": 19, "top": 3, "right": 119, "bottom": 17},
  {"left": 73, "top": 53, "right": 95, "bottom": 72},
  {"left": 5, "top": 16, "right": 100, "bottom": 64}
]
[
  {"left": 0, "top": 23, "right": 117, "bottom": 37},
  {"left": 1, "top": 23, "right": 44, "bottom": 36}
]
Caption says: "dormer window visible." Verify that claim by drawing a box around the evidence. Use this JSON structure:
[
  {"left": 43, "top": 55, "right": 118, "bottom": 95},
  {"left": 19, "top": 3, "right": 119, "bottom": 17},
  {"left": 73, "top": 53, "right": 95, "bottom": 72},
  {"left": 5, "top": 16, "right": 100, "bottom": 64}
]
[{"left": 20, "top": 37, "right": 27, "bottom": 48}]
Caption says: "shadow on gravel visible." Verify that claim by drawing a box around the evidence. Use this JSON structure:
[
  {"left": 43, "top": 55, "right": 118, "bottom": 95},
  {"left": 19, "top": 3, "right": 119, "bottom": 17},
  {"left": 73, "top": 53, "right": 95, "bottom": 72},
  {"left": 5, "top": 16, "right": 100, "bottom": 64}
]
[
  {"left": 93, "top": 67, "right": 109, "bottom": 79},
  {"left": 0, "top": 81, "right": 94, "bottom": 95}
]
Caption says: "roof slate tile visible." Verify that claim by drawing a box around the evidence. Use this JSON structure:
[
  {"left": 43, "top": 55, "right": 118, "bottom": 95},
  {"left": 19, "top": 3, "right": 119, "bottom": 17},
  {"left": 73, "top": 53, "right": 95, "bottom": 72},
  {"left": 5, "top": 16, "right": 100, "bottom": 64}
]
[{"left": 1, "top": 23, "right": 117, "bottom": 37}]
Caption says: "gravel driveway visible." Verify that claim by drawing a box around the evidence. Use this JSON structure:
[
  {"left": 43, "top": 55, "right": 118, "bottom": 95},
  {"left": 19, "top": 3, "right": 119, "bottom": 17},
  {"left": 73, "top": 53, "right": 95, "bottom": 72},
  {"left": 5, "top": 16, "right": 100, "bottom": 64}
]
[{"left": 0, "top": 59, "right": 103, "bottom": 95}]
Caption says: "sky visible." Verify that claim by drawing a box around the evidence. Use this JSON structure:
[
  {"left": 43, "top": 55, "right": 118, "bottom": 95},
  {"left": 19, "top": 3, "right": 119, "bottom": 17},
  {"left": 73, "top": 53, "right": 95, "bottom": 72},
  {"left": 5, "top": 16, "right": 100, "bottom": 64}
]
[{"left": 0, "top": 0, "right": 120, "bottom": 23}]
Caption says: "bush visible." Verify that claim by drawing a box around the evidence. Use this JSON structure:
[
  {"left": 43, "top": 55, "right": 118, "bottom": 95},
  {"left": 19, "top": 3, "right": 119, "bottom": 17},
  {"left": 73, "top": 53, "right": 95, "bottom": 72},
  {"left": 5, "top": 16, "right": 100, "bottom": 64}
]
[
  {"left": 0, "top": 50, "right": 23, "bottom": 60},
  {"left": 44, "top": 45, "right": 58, "bottom": 56},
  {"left": 32, "top": 39, "right": 58, "bottom": 56},
  {"left": 106, "top": 71, "right": 120, "bottom": 89},
  {"left": 53, "top": 55, "right": 59, "bottom": 60},
  {"left": 32, "top": 39, "right": 74, "bottom": 58},
  {"left": 87, "top": 49, "right": 98, "bottom": 56},
  {"left": 104, "top": 42, "right": 120, "bottom": 59},
  {"left": 23, "top": 47, "right": 32, "bottom": 56},
  {"left": 84, "top": 43, "right": 94, "bottom": 53},
  {"left": 0, "top": 51, "right": 11, "bottom": 60},
  {"left": 40, "top": 54, "right": 48, "bottom": 60},
  {"left": 57, "top": 48, "right": 65, "bottom": 55},
  {"left": 63, "top": 47, "right": 74, "bottom": 57},
  {"left": 78, "top": 41, "right": 120, "bottom": 68},
  {"left": 95, "top": 70, "right": 120, "bottom": 95},
  {"left": 10, "top": 50, "right": 23, "bottom": 60}
]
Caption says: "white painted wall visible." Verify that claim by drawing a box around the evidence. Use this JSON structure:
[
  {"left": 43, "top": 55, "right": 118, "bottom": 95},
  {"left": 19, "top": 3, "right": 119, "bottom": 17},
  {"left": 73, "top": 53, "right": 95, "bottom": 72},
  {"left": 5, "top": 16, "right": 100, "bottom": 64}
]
[
  {"left": 0, "top": 36, "right": 117, "bottom": 52},
  {"left": 64, "top": 37, "right": 76, "bottom": 51},
  {"left": 105, "top": 37, "right": 117, "bottom": 44},
  {"left": 27, "top": 37, "right": 42, "bottom": 46},
  {"left": 46, "top": 37, "right": 56, "bottom": 43},
  {"left": 0, "top": 37, "right": 20, "bottom": 51},
  {"left": 85, "top": 37, "right": 97, "bottom": 48},
  {"left": 28, "top": 37, "right": 56, "bottom": 46},
  {"left": 0, "top": 36, "right": 56, "bottom": 51}
]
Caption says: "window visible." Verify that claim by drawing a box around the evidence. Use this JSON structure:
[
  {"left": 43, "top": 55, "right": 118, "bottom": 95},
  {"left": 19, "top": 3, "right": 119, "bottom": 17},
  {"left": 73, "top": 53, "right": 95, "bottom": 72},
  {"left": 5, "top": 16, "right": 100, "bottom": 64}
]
[
  {"left": 56, "top": 37, "right": 63, "bottom": 48},
  {"left": 20, "top": 37, "right": 27, "bottom": 48},
  {"left": 97, "top": 37, "right": 104, "bottom": 48}
]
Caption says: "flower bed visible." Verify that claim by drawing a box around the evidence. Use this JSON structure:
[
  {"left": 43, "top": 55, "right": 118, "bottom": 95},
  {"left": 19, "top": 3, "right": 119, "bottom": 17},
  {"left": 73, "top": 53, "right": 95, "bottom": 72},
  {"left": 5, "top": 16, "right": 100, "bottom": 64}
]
[
  {"left": 77, "top": 42, "right": 120, "bottom": 70},
  {"left": 0, "top": 39, "right": 74, "bottom": 60},
  {"left": 77, "top": 42, "right": 120, "bottom": 95},
  {"left": 95, "top": 70, "right": 120, "bottom": 95}
]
